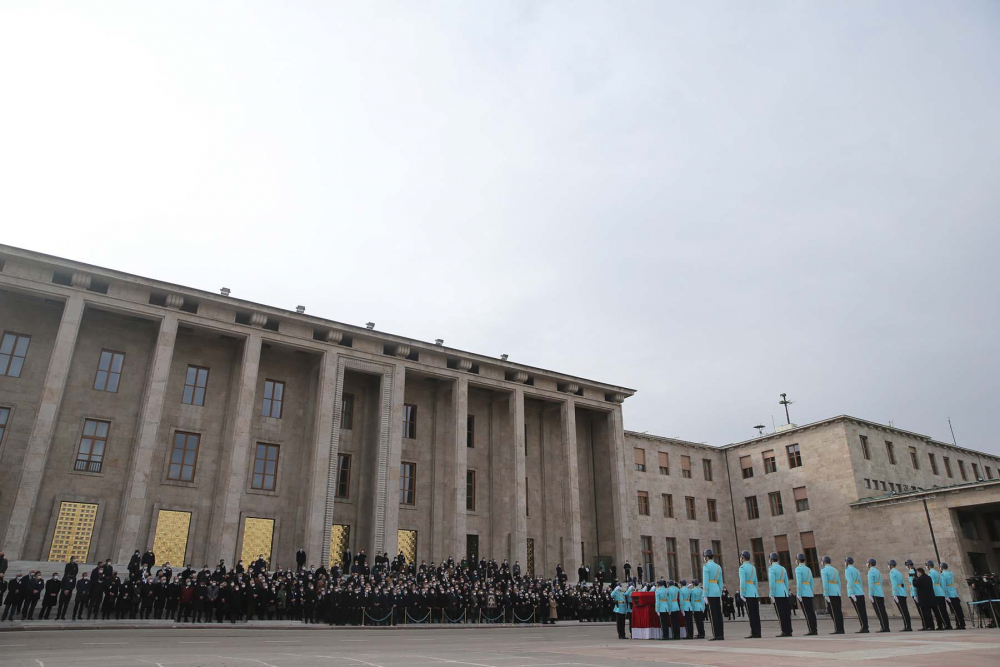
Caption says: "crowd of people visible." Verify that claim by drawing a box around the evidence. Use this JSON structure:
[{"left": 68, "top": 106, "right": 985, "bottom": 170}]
[{"left": 0, "top": 549, "right": 619, "bottom": 626}]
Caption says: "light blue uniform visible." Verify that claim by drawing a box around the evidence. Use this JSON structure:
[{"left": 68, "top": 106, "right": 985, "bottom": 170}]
[
  {"left": 929, "top": 568, "right": 945, "bottom": 597},
  {"left": 702, "top": 561, "right": 723, "bottom": 597},
  {"left": 844, "top": 564, "right": 864, "bottom": 597},
  {"left": 679, "top": 586, "right": 692, "bottom": 612},
  {"left": 867, "top": 567, "right": 884, "bottom": 597},
  {"left": 666, "top": 584, "right": 680, "bottom": 612},
  {"left": 889, "top": 568, "right": 906, "bottom": 597},
  {"left": 821, "top": 564, "right": 841, "bottom": 597},
  {"left": 941, "top": 570, "right": 958, "bottom": 598},
  {"left": 794, "top": 564, "right": 814, "bottom": 597},
  {"left": 738, "top": 562, "right": 758, "bottom": 598},
  {"left": 768, "top": 562, "right": 790, "bottom": 597},
  {"left": 612, "top": 585, "right": 633, "bottom": 614},
  {"left": 655, "top": 585, "right": 668, "bottom": 613},
  {"left": 691, "top": 586, "right": 704, "bottom": 611},
  {"left": 908, "top": 569, "right": 918, "bottom": 600}
]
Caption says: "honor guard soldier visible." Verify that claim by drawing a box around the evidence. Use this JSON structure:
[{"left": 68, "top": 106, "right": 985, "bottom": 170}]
[
  {"left": 738, "top": 551, "right": 761, "bottom": 639},
  {"left": 691, "top": 580, "right": 706, "bottom": 638},
  {"left": 844, "top": 557, "right": 869, "bottom": 633},
  {"left": 905, "top": 559, "right": 918, "bottom": 611},
  {"left": 768, "top": 552, "right": 792, "bottom": 637},
  {"left": 888, "top": 560, "right": 913, "bottom": 631},
  {"left": 866, "top": 559, "right": 890, "bottom": 632},
  {"left": 666, "top": 580, "right": 681, "bottom": 639},
  {"left": 679, "top": 579, "right": 693, "bottom": 639},
  {"left": 926, "top": 561, "right": 952, "bottom": 630},
  {"left": 940, "top": 563, "right": 966, "bottom": 629},
  {"left": 821, "top": 556, "right": 845, "bottom": 634},
  {"left": 702, "top": 548, "right": 724, "bottom": 640},
  {"left": 655, "top": 579, "right": 669, "bottom": 640},
  {"left": 612, "top": 581, "right": 633, "bottom": 640},
  {"left": 794, "top": 554, "right": 818, "bottom": 635}
]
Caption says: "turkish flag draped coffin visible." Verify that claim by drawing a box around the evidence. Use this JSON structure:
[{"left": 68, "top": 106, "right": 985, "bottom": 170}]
[{"left": 630, "top": 591, "right": 662, "bottom": 639}]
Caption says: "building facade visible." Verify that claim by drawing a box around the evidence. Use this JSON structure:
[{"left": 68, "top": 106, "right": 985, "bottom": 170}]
[{"left": 0, "top": 246, "right": 635, "bottom": 576}]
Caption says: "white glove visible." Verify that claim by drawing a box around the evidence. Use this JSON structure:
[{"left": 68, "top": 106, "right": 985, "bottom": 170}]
[
  {"left": 893, "top": 595, "right": 899, "bottom": 604},
  {"left": 824, "top": 596, "right": 830, "bottom": 603},
  {"left": 850, "top": 595, "right": 857, "bottom": 602},
  {"left": 796, "top": 596, "right": 802, "bottom": 602},
  {"left": 868, "top": 596, "right": 873, "bottom": 604}
]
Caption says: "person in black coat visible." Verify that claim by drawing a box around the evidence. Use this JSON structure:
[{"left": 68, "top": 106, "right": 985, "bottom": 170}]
[
  {"left": 141, "top": 551, "right": 156, "bottom": 570},
  {"left": 913, "top": 568, "right": 937, "bottom": 631},
  {"left": 56, "top": 573, "right": 75, "bottom": 620},
  {"left": 1, "top": 574, "right": 20, "bottom": 621},
  {"left": 72, "top": 573, "right": 91, "bottom": 620},
  {"left": 64, "top": 557, "right": 79, "bottom": 580},
  {"left": 40, "top": 573, "right": 61, "bottom": 619},
  {"left": 24, "top": 573, "right": 44, "bottom": 620},
  {"left": 296, "top": 549, "right": 307, "bottom": 572},
  {"left": 128, "top": 551, "right": 142, "bottom": 580}
]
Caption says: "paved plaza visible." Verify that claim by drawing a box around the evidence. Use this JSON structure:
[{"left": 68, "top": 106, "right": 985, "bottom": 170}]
[{"left": 0, "top": 618, "right": 997, "bottom": 667}]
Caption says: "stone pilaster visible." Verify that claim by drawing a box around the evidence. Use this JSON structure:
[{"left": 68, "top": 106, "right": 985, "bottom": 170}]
[
  {"left": 452, "top": 375, "right": 469, "bottom": 561},
  {"left": 114, "top": 313, "right": 179, "bottom": 563},
  {"left": 510, "top": 387, "right": 527, "bottom": 566},
  {"left": 2, "top": 293, "right": 85, "bottom": 560},
  {"left": 382, "top": 361, "right": 406, "bottom": 558},
  {"left": 215, "top": 333, "right": 263, "bottom": 563},
  {"left": 561, "top": 398, "right": 583, "bottom": 569},
  {"left": 305, "top": 349, "right": 338, "bottom": 564},
  {"left": 606, "top": 407, "right": 632, "bottom": 567}
]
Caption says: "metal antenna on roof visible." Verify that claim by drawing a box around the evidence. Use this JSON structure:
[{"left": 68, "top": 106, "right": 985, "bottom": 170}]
[
  {"left": 948, "top": 418, "right": 958, "bottom": 446},
  {"left": 779, "top": 393, "right": 793, "bottom": 425}
]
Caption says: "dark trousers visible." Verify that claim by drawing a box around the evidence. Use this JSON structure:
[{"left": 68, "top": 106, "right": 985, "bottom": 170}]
[
  {"left": 745, "top": 598, "right": 761, "bottom": 637},
  {"left": 919, "top": 602, "right": 935, "bottom": 630},
  {"left": 849, "top": 596, "right": 869, "bottom": 631},
  {"left": 707, "top": 596, "right": 724, "bottom": 639},
  {"left": 658, "top": 611, "right": 670, "bottom": 639},
  {"left": 73, "top": 596, "right": 88, "bottom": 620},
  {"left": 56, "top": 594, "right": 72, "bottom": 619},
  {"left": 872, "top": 597, "right": 889, "bottom": 631},
  {"left": 947, "top": 597, "right": 966, "bottom": 628},
  {"left": 683, "top": 610, "right": 693, "bottom": 638},
  {"left": 694, "top": 610, "right": 705, "bottom": 638},
  {"left": 774, "top": 596, "right": 792, "bottom": 635},
  {"left": 828, "top": 596, "right": 845, "bottom": 633},
  {"left": 892, "top": 596, "right": 912, "bottom": 629},
  {"left": 933, "top": 597, "right": 951, "bottom": 629},
  {"left": 616, "top": 613, "right": 627, "bottom": 639},
  {"left": 801, "top": 596, "right": 817, "bottom": 633}
]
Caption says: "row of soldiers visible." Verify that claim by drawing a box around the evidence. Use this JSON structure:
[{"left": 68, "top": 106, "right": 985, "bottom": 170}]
[{"left": 612, "top": 548, "right": 968, "bottom": 640}]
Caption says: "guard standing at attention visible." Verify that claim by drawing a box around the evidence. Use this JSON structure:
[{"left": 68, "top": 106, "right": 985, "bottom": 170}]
[
  {"left": 821, "top": 556, "right": 845, "bottom": 634},
  {"left": 655, "top": 579, "right": 669, "bottom": 641},
  {"left": 612, "top": 581, "right": 634, "bottom": 640},
  {"left": 888, "top": 560, "right": 913, "bottom": 631},
  {"left": 691, "top": 580, "right": 706, "bottom": 639},
  {"left": 866, "top": 559, "right": 890, "bottom": 632},
  {"left": 702, "top": 549, "right": 724, "bottom": 641},
  {"left": 679, "top": 579, "right": 693, "bottom": 639},
  {"left": 738, "top": 551, "right": 761, "bottom": 639},
  {"left": 940, "top": 563, "right": 966, "bottom": 630},
  {"left": 844, "top": 557, "right": 869, "bottom": 633},
  {"left": 794, "top": 554, "right": 818, "bottom": 635},
  {"left": 666, "top": 580, "right": 681, "bottom": 639},
  {"left": 926, "top": 561, "right": 952, "bottom": 630},
  {"left": 768, "top": 552, "right": 792, "bottom": 637}
]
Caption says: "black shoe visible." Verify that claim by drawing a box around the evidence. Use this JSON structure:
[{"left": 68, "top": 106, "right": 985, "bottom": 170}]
[
  {"left": 877, "top": 629, "right": 890, "bottom": 633},
  {"left": 745, "top": 635, "right": 759, "bottom": 639},
  {"left": 708, "top": 637, "right": 722, "bottom": 641},
  {"left": 856, "top": 629, "right": 869, "bottom": 634},
  {"left": 805, "top": 631, "right": 818, "bottom": 636},
  {"left": 830, "top": 631, "right": 845, "bottom": 635},
  {"left": 901, "top": 627, "right": 912, "bottom": 632}
]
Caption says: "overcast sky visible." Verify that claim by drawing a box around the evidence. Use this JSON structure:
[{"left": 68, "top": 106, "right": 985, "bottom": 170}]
[{"left": 2, "top": 2, "right": 998, "bottom": 454}]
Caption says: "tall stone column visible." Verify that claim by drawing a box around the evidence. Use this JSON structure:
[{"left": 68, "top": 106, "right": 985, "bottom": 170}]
[
  {"left": 606, "top": 407, "right": 632, "bottom": 567},
  {"left": 214, "top": 333, "right": 263, "bottom": 564},
  {"left": 510, "top": 387, "right": 527, "bottom": 566},
  {"left": 2, "top": 293, "right": 85, "bottom": 560},
  {"left": 114, "top": 313, "right": 179, "bottom": 563},
  {"left": 305, "top": 349, "right": 338, "bottom": 564},
  {"left": 380, "top": 361, "right": 406, "bottom": 558},
  {"left": 560, "top": 398, "right": 583, "bottom": 570},
  {"left": 451, "top": 375, "right": 469, "bottom": 561}
]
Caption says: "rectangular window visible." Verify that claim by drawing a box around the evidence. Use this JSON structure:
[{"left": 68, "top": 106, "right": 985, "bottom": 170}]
[
  {"left": 400, "top": 462, "right": 416, "bottom": 505},
  {"left": 641, "top": 536, "right": 654, "bottom": 579},
  {"left": 768, "top": 490, "right": 784, "bottom": 516},
  {"left": 261, "top": 379, "right": 284, "bottom": 419},
  {"left": 865, "top": 478, "right": 871, "bottom": 488},
  {"left": 681, "top": 455, "right": 691, "bottom": 478},
  {"left": 712, "top": 540, "right": 723, "bottom": 572},
  {"left": 403, "top": 404, "right": 417, "bottom": 439},
  {"left": 341, "top": 393, "right": 354, "bottom": 430},
  {"left": 801, "top": 531, "right": 820, "bottom": 576},
  {"left": 707, "top": 498, "right": 718, "bottom": 522},
  {"left": 929, "top": 453, "right": 939, "bottom": 475},
  {"left": 466, "top": 414, "right": 474, "bottom": 448},
  {"left": 524, "top": 424, "right": 528, "bottom": 455},
  {"left": 972, "top": 462, "right": 980, "bottom": 479},
  {"left": 525, "top": 476, "right": 530, "bottom": 516},
  {"left": 762, "top": 449, "right": 777, "bottom": 474},
  {"left": 662, "top": 493, "right": 674, "bottom": 518},
  {"left": 751, "top": 537, "right": 766, "bottom": 581},
  {"left": 886, "top": 441, "right": 896, "bottom": 465},
  {"left": 943, "top": 456, "right": 953, "bottom": 478},
  {"left": 689, "top": 539, "right": 701, "bottom": 579},
  {"left": 251, "top": 443, "right": 280, "bottom": 491},
  {"left": 658, "top": 451, "right": 669, "bottom": 475},
  {"left": 93, "top": 349, "right": 124, "bottom": 392},
  {"left": 0, "top": 332, "right": 30, "bottom": 378},
  {"left": 860, "top": 435, "right": 871, "bottom": 460},
  {"left": 745, "top": 495, "right": 759, "bottom": 520},
  {"left": 958, "top": 460, "right": 967, "bottom": 481},
  {"left": 703, "top": 458, "right": 713, "bottom": 481},
  {"left": 889, "top": 482, "right": 896, "bottom": 492},
  {"left": 988, "top": 466, "right": 995, "bottom": 480},
  {"left": 637, "top": 490, "right": 650, "bottom": 516},
  {"left": 909, "top": 446, "right": 919, "bottom": 469},
  {"left": 0, "top": 406, "right": 10, "bottom": 445},
  {"left": 634, "top": 448, "right": 646, "bottom": 472},
  {"left": 466, "top": 470, "right": 476, "bottom": 511},
  {"left": 167, "top": 431, "right": 200, "bottom": 482},
  {"left": 182, "top": 365, "right": 209, "bottom": 406},
  {"left": 665, "top": 537, "right": 678, "bottom": 580},
  {"left": 685, "top": 496, "right": 696, "bottom": 520},
  {"left": 793, "top": 486, "right": 809, "bottom": 511},
  {"left": 74, "top": 419, "right": 109, "bottom": 473},
  {"left": 336, "top": 453, "right": 351, "bottom": 499},
  {"left": 786, "top": 443, "right": 802, "bottom": 468},
  {"left": 740, "top": 455, "right": 754, "bottom": 479}
]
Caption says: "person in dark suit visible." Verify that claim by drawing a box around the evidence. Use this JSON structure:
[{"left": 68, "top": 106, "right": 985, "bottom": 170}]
[
  {"left": 55, "top": 572, "right": 75, "bottom": 620},
  {"left": 40, "top": 573, "right": 61, "bottom": 619},
  {"left": 296, "top": 549, "right": 307, "bottom": 572},
  {"left": 913, "top": 568, "right": 936, "bottom": 631},
  {"left": 63, "top": 556, "right": 79, "bottom": 580},
  {"left": 72, "top": 573, "right": 91, "bottom": 620}
]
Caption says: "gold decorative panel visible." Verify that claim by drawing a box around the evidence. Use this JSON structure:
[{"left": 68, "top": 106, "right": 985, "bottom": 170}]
[
  {"left": 526, "top": 537, "right": 535, "bottom": 578},
  {"left": 152, "top": 510, "right": 191, "bottom": 567},
  {"left": 329, "top": 524, "right": 350, "bottom": 569},
  {"left": 397, "top": 529, "right": 417, "bottom": 565},
  {"left": 240, "top": 517, "right": 274, "bottom": 567},
  {"left": 48, "top": 502, "right": 98, "bottom": 563}
]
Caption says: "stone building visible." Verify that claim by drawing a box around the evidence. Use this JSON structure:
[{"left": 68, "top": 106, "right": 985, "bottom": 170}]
[{"left": 0, "top": 245, "right": 635, "bottom": 577}]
